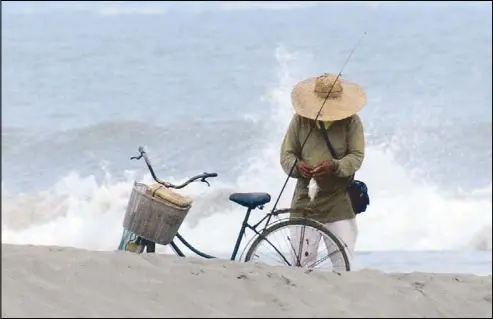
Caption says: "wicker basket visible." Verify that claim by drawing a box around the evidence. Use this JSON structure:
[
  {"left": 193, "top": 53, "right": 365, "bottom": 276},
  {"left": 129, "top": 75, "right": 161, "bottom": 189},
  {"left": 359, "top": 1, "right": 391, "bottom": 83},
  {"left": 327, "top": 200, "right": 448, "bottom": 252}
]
[{"left": 123, "top": 182, "right": 192, "bottom": 245}]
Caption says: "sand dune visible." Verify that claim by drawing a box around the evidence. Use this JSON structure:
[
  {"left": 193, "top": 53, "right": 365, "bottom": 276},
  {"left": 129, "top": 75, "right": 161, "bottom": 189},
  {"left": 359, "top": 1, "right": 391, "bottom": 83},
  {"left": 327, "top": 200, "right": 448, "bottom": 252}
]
[{"left": 2, "top": 244, "right": 491, "bottom": 318}]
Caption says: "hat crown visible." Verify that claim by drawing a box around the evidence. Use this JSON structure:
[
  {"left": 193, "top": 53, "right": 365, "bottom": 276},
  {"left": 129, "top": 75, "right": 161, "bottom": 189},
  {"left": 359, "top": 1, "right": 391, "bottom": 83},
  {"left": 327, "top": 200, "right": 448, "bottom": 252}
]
[{"left": 314, "top": 74, "right": 343, "bottom": 99}]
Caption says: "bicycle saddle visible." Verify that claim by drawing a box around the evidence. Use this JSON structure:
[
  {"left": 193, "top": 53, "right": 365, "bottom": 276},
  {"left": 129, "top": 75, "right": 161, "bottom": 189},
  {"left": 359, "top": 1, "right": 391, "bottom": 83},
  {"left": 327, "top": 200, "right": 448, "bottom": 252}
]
[{"left": 229, "top": 192, "right": 271, "bottom": 209}]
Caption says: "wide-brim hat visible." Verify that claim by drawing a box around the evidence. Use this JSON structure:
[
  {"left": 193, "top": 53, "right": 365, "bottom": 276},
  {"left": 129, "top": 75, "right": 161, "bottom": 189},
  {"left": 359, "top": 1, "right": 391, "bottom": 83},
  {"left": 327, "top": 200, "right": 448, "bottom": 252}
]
[{"left": 291, "top": 73, "right": 367, "bottom": 121}]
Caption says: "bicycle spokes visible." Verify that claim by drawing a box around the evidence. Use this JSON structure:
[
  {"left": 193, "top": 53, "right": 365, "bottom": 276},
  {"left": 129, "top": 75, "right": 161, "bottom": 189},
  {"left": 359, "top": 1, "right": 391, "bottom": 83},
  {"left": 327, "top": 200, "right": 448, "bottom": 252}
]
[{"left": 247, "top": 222, "right": 348, "bottom": 272}]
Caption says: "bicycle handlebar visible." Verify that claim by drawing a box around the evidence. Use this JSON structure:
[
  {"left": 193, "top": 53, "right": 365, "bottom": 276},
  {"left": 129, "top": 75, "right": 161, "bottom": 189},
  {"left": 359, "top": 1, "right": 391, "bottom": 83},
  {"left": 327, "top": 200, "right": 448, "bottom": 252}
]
[{"left": 130, "top": 146, "right": 218, "bottom": 189}]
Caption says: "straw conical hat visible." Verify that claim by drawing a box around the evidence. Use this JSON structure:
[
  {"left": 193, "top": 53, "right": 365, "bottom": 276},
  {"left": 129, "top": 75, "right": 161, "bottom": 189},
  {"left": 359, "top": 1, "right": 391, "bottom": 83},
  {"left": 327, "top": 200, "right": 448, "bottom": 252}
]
[{"left": 291, "top": 73, "right": 367, "bottom": 121}]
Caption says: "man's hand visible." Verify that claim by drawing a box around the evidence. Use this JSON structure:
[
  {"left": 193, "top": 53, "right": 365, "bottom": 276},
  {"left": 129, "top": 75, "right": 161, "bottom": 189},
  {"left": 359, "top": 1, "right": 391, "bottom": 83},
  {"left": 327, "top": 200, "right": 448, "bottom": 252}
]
[
  {"left": 297, "top": 161, "right": 313, "bottom": 179},
  {"left": 311, "top": 160, "right": 335, "bottom": 177}
]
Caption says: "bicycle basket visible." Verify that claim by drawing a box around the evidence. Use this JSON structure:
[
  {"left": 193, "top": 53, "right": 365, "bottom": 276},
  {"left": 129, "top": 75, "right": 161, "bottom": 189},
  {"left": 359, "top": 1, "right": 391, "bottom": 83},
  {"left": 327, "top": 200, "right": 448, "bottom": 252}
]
[{"left": 123, "top": 182, "right": 192, "bottom": 245}]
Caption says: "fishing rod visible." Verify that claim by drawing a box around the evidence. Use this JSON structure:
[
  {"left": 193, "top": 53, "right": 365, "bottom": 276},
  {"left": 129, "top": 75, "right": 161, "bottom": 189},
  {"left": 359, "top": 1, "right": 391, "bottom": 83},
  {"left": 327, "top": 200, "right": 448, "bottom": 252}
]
[{"left": 270, "top": 32, "right": 367, "bottom": 214}]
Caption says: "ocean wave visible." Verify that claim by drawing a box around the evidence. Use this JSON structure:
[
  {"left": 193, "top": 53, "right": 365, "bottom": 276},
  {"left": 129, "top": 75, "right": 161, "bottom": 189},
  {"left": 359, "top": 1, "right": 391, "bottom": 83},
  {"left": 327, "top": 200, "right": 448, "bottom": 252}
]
[{"left": 2, "top": 46, "right": 491, "bottom": 254}]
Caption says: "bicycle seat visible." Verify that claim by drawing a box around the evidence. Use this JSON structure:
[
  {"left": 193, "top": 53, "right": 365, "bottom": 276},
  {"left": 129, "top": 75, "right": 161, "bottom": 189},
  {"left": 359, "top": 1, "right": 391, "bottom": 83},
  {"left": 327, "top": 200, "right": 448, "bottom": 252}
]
[{"left": 229, "top": 192, "right": 271, "bottom": 209}]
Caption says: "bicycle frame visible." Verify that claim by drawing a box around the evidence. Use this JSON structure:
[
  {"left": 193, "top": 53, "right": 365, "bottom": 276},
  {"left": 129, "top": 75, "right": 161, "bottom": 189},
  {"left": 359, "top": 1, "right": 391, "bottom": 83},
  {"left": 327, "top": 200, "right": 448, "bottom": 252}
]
[
  {"left": 168, "top": 207, "right": 284, "bottom": 261},
  {"left": 129, "top": 146, "right": 290, "bottom": 263}
]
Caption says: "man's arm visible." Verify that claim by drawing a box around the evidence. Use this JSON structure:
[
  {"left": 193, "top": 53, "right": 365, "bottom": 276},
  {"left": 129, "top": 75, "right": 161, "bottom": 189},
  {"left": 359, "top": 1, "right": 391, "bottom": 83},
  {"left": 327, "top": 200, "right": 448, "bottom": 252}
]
[
  {"left": 332, "top": 115, "right": 365, "bottom": 177},
  {"left": 280, "top": 114, "right": 303, "bottom": 178}
]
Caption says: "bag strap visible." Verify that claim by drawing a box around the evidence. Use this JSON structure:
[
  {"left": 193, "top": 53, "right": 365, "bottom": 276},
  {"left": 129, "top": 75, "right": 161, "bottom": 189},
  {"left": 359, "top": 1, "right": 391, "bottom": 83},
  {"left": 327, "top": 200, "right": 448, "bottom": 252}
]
[
  {"left": 318, "top": 120, "right": 355, "bottom": 183},
  {"left": 318, "top": 121, "right": 339, "bottom": 160}
]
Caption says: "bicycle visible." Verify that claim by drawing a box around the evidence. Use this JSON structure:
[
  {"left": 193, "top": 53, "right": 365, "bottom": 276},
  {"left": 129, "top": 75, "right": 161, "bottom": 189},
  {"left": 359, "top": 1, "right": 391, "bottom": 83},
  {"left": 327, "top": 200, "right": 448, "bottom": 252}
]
[{"left": 120, "top": 146, "right": 351, "bottom": 272}]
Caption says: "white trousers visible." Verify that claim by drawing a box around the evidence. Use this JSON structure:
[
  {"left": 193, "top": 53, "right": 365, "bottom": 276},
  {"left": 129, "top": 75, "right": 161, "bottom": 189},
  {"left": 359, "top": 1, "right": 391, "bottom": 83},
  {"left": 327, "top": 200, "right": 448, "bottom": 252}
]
[{"left": 290, "top": 218, "right": 358, "bottom": 269}]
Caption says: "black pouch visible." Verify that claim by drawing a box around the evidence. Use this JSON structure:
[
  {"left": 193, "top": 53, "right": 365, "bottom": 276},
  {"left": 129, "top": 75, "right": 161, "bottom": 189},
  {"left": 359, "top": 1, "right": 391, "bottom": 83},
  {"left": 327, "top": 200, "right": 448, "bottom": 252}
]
[{"left": 347, "top": 179, "right": 369, "bottom": 214}]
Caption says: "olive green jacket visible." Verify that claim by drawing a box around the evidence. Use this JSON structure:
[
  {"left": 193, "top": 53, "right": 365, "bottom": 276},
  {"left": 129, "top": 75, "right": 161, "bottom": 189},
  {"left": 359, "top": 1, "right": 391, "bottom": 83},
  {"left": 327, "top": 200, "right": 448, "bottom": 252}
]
[{"left": 280, "top": 114, "right": 365, "bottom": 223}]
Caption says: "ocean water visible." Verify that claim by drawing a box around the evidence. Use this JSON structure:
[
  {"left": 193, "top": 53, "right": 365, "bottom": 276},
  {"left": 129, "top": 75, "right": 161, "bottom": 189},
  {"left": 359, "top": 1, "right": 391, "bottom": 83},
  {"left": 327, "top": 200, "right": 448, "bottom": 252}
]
[{"left": 2, "top": 1, "right": 492, "bottom": 274}]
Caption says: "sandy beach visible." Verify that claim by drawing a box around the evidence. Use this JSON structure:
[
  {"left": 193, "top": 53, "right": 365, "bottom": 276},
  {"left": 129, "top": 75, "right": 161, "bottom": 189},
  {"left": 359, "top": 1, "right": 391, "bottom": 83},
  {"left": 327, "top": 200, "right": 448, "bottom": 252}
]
[{"left": 1, "top": 244, "right": 491, "bottom": 318}]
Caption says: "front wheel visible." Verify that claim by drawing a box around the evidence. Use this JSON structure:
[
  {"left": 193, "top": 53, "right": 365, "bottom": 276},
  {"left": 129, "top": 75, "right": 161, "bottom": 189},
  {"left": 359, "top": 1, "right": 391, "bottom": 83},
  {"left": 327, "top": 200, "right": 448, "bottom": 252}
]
[{"left": 244, "top": 218, "right": 351, "bottom": 272}]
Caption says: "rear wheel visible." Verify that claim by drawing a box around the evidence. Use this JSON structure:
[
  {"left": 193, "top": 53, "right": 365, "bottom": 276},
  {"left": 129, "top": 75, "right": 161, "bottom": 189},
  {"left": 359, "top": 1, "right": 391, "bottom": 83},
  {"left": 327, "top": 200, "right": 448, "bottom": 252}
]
[{"left": 244, "top": 217, "right": 350, "bottom": 272}]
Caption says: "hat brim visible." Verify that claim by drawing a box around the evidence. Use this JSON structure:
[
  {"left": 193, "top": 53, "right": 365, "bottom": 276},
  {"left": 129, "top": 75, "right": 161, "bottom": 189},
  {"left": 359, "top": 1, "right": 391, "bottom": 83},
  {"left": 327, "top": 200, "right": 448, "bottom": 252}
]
[{"left": 291, "top": 76, "right": 367, "bottom": 121}]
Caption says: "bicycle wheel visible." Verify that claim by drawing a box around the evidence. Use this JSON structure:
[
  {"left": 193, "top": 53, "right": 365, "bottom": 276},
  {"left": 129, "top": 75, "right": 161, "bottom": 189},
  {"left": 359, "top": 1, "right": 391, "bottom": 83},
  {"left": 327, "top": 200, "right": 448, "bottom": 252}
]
[{"left": 244, "top": 217, "right": 351, "bottom": 272}]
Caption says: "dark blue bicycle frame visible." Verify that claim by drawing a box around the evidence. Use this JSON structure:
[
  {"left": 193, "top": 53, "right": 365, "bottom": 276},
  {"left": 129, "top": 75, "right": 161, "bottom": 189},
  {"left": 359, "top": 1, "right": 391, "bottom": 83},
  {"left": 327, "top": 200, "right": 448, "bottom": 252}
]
[
  {"left": 129, "top": 146, "right": 288, "bottom": 263},
  {"left": 169, "top": 207, "right": 279, "bottom": 261}
]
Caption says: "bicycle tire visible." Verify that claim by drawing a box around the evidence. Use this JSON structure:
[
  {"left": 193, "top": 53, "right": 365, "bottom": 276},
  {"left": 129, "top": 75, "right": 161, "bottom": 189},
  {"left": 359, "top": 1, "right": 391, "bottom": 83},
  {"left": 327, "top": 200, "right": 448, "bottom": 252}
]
[{"left": 244, "top": 217, "right": 351, "bottom": 272}]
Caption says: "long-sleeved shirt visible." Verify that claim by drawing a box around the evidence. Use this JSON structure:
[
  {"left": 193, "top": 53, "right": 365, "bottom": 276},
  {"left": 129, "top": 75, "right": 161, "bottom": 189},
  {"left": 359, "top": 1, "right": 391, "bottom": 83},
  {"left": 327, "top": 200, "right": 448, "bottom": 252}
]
[{"left": 280, "top": 113, "right": 365, "bottom": 223}]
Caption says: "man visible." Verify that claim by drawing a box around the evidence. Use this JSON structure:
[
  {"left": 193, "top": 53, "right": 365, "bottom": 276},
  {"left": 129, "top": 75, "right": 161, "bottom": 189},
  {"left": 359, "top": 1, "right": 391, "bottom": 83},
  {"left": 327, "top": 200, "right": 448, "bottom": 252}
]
[{"left": 280, "top": 73, "right": 366, "bottom": 268}]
